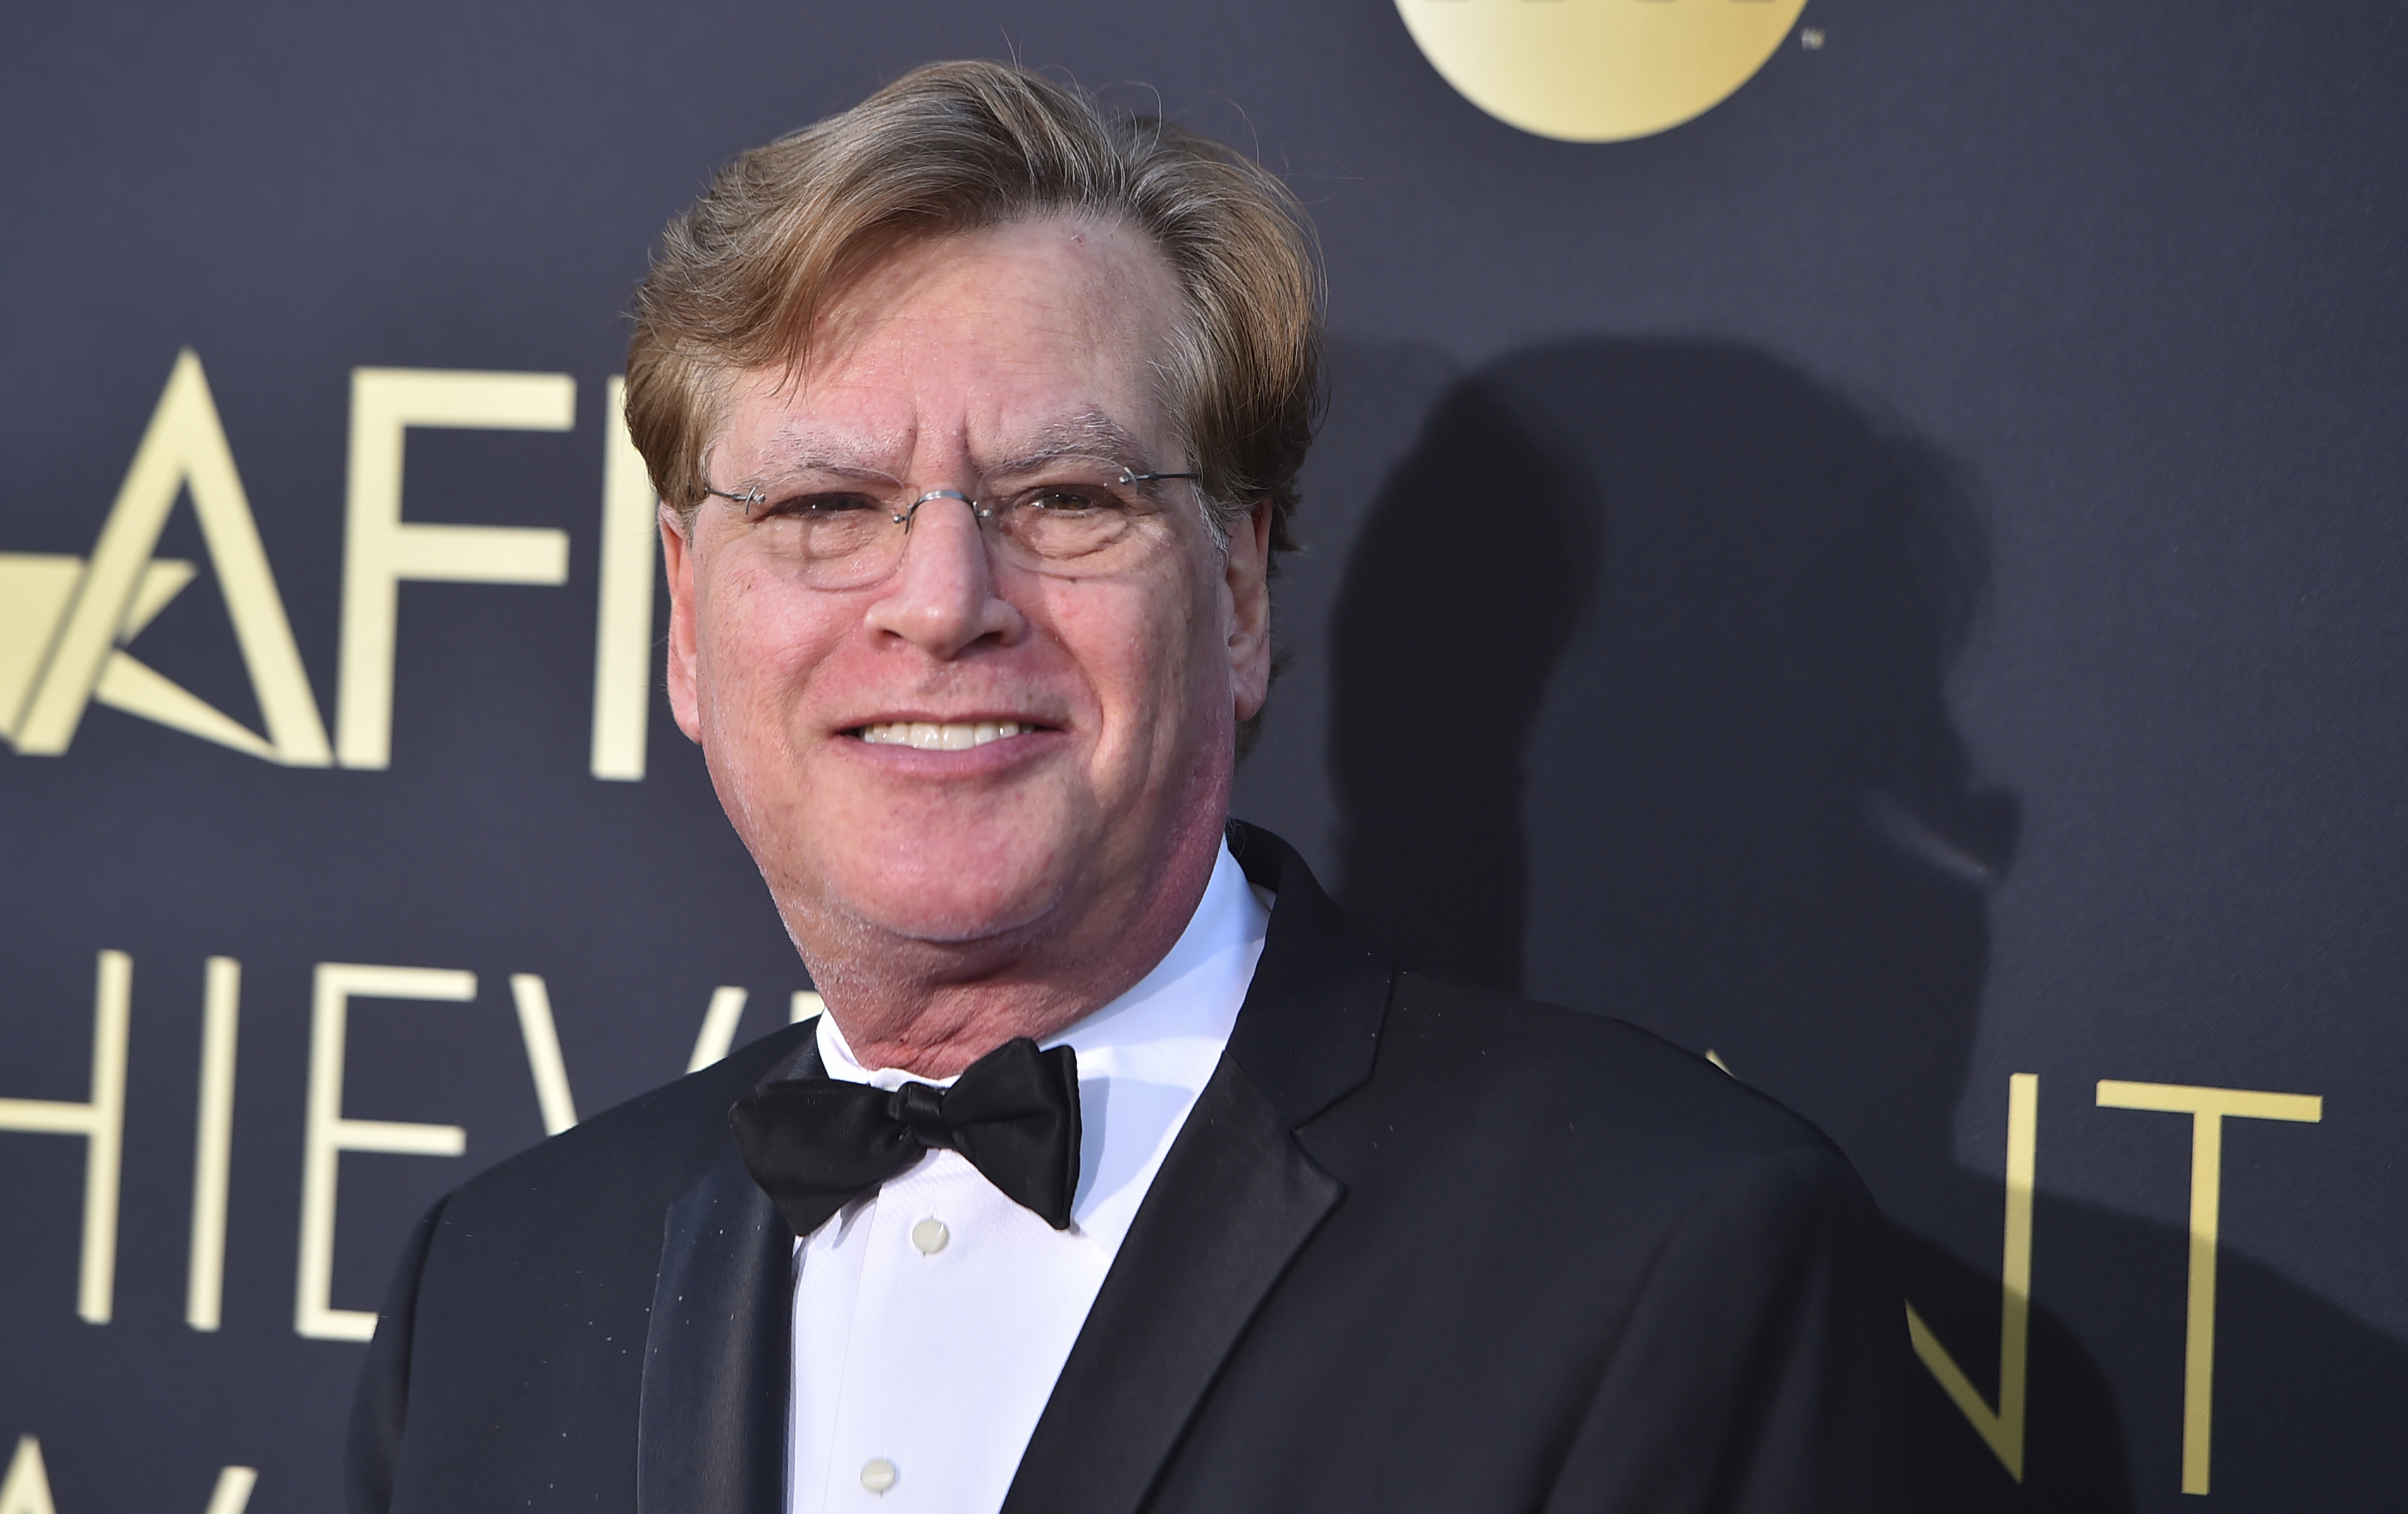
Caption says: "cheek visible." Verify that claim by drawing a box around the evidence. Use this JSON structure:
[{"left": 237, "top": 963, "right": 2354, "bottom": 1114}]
[
  {"left": 1042, "top": 564, "right": 1223, "bottom": 748},
  {"left": 694, "top": 559, "right": 846, "bottom": 724}
]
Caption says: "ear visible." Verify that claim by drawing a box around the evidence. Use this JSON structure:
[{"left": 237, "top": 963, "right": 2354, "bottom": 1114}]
[
  {"left": 1224, "top": 497, "right": 1276, "bottom": 721},
  {"left": 660, "top": 502, "right": 705, "bottom": 743}
]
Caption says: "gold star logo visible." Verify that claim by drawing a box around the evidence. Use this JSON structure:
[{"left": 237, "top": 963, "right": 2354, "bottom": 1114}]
[{"left": 1, "top": 351, "right": 329, "bottom": 763}]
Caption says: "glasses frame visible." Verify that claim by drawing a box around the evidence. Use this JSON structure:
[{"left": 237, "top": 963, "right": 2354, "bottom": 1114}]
[
  {"left": 702, "top": 467, "right": 1200, "bottom": 522},
  {"left": 696, "top": 466, "right": 1205, "bottom": 588}
]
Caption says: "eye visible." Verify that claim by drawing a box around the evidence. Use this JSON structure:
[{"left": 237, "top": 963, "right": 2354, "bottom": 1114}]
[
  {"left": 1018, "top": 485, "right": 1124, "bottom": 514},
  {"left": 762, "top": 490, "right": 884, "bottom": 519}
]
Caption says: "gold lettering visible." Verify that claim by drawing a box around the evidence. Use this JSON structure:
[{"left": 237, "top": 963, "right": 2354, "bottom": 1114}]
[
  {"left": 2096, "top": 1079, "right": 2323, "bottom": 1495},
  {"left": 200, "top": 1467, "right": 257, "bottom": 1514},
  {"left": 335, "top": 368, "right": 574, "bottom": 769},
  {"left": 687, "top": 986, "right": 751, "bottom": 1072},
  {"left": 295, "top": 964, "right": 474, "bottom": 1341},
  {"left": 0, "top": 1439, "right": 54, "bottom": 1514},
  {"left": 1904, "top": 1072, "right": 2037, "bottom": 1479},
  {"left": 0, "top": 953, "right": 131, "bottom": 1324},
  {"left": 0, "top": 1441, "right": 254, "bottom": 1514},
  {"left": 506, "top": 974, "right": 581, "bottom": 1136},
  {"left": 590, "top": 377, "right": 657, "bottom": 781},
  {"left": 186, "top": 957, "right": 240, "bottom": 1331}
]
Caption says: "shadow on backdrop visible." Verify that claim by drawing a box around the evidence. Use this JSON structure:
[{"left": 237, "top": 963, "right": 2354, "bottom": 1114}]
[
  {"left": 1328, "top": 375, "right": 1600, "bottom": 990},
  {"left": 1325, "top": 338, "right": 2408, "bottom": 1508}
]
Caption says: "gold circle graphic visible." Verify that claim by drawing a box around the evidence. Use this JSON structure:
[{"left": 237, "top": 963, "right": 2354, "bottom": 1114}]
[{"left": 1395, "top": 0, "right": 1810, "bottom": 143}]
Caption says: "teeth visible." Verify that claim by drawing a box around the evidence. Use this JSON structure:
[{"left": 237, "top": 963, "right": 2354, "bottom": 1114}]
[{"left": 858, "top": 721, "right": 1028, "bottom": 750}]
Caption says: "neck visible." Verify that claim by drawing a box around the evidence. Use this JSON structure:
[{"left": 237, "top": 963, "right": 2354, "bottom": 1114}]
[{"left": 795, "top": 822, "right": 1227, "bottom": 1079}]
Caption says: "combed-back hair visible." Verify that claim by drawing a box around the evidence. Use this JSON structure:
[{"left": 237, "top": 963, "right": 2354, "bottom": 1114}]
[{"left": 625, "top": 59, "right": 1321, "bottom": 557}]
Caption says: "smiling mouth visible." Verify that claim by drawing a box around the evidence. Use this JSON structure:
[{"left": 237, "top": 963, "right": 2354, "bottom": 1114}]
[{"left": 852, "top": 721, "right": 1044, "bottom": 751}]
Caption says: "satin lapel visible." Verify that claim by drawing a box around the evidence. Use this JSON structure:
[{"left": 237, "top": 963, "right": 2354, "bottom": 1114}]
[
  {"left": 638, "top": 1040, "right": 823, "bottom": 1514},
  {"left": 1221, "top": 821, "right": 1393, "bottom": 1125},
  {"left": 1000, "top": 1055, "right": 1344, "bottom": 1514},
  {"left": 999, "top": 824, "right": 1395, "bottom": 1514}
]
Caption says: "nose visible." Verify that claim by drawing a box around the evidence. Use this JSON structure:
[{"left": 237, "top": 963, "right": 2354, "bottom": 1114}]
[{"left": 862, "top": 491, "right": 1023, "bottom": 659}]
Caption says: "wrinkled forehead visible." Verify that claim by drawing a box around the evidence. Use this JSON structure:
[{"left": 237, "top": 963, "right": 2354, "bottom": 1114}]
[{"left": 705, "top": 218, "right": 1190, "bottom": 483}]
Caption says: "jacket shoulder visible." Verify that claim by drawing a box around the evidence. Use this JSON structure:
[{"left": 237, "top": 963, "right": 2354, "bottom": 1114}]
[
  {"left": 357, "top": 1024, "right": 811, "bottom": 1513},
  {"left": 1336, "top": 969, "right": 1852, "bottom": 1187},
  {"left": 434, "top": 1020, "right": 810, "bottom": 1243}
]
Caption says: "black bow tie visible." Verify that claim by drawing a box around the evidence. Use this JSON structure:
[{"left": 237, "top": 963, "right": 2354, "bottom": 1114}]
[{"left": 730, "top": 1036, "right": 1082, "bottom": 1236}]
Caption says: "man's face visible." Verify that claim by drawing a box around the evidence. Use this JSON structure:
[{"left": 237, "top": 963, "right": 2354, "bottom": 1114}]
[{"left": 662, "top": 217, "right": 1273, "bottom": 977}]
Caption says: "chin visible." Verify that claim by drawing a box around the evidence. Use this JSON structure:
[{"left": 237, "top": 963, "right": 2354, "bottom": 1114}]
[
  {"left": 808, "top": 845, "right": 1076, "bottom": 947},
  {"left": 836, "top": 884, "right": 1061, "bottom": 946}
]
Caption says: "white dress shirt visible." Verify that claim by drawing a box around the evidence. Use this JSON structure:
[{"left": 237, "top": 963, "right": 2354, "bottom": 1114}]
[{"left": 787, "top": 840, "right": 1271, "bottom": 1513}]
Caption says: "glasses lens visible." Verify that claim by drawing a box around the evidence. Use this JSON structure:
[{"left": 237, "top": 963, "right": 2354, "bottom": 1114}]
[
  {"left": 786, "top": 507, "right": 905, "bottom": 589},
  {"left": 765, "top": 469, "right": 1168, "bottom": 588},
  {"left": 989, "top": 483, "right": 1139, "bottom": 571}
]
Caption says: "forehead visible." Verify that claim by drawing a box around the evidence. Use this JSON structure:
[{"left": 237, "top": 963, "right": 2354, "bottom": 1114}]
[{"left": 717, "top": 217, "right": 1186, "bottom": 476}]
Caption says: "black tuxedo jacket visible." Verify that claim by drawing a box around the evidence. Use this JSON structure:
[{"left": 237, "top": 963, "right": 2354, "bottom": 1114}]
[{"left": 349, "top": 824, "right": 1908, "bottom": 1513}]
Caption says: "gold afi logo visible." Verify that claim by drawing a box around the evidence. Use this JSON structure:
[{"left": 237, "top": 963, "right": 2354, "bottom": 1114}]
[
  {"left": 1, "top": 352, "right": 662, "bottom": 778},
  {"left": 1396, "top": 0, "right": 1810, "bottom": 142}
]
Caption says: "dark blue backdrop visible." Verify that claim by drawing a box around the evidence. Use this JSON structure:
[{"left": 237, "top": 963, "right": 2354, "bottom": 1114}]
[{"left": 4, "top": 3, "right": 2402, "bottom": 1510}]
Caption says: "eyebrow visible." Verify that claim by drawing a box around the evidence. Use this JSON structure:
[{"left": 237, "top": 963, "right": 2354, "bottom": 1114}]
[
  {"left": 736, "top": 411, "right": 1166, "bottom": 490},
  {"left": 981, "top": 414, "right": 1159, "bottom": 477},
  {"left": 734, "top": 433, "right": 899, "bottom": 488}
]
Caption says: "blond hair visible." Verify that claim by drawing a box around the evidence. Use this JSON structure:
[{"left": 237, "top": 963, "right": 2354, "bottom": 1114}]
[{"left": 625, "top": 60, "right": 1321, "bottom": 554}]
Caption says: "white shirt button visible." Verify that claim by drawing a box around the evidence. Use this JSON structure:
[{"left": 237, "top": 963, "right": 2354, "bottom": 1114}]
[
  {"left": 910, "top": 1217, "right": 949, "bottom": 1255},
  {"left": 860, "top": 1458, "right": 897, "bottom": 1494}
]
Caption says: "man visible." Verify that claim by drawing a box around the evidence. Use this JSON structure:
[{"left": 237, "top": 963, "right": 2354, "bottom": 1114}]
[{"left": 349, "top": 60, "right": 1907, "bottom": 1513}]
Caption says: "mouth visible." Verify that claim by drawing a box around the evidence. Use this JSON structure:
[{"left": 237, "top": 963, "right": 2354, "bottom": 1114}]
[{"left": 850, "top": 720, "right": 1048, "bottom": 752}]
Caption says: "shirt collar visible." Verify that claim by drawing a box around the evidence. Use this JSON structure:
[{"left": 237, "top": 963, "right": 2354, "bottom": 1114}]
[{"left": 814, "top": 839, "right": 1269, "bottom": 1242}]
